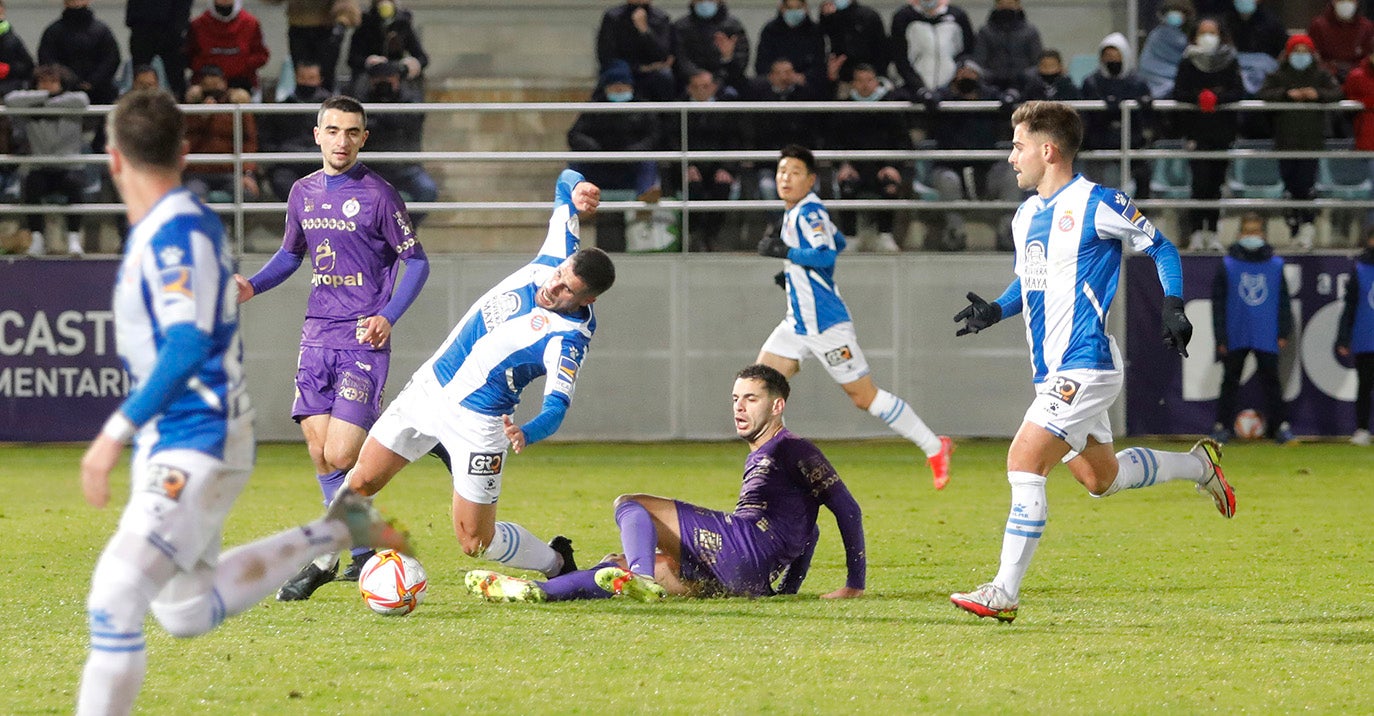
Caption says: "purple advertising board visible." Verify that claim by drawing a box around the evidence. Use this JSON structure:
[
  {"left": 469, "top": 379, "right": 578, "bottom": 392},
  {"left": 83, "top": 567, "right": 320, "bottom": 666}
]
[
  {"left": 1126, "top": 254, "right": 1360, "bottom": 436},
  {"left": 0, "top": 258, "right": 125, "bottom": 442}
]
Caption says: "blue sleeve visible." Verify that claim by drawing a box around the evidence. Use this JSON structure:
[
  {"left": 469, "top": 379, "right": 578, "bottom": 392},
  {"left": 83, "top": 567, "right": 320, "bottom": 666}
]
[
  {"left": 247, "top": 248, "right": 304, "bottom": 295},
  {"left": 520, "top": 391, "right": 571, "bottom": 446},
  {"left": 833, "top": 229, "right": 848, "bottom": 254},
  {"left": 994, "top": 277, "right": 1024, "bottom": 318},
  {"left": 555, "top": 168, "right": 584, "bottom": 212},
  {"left": 118, "top": 323, "right": 214, "bottom": 427},
  {"left": 1143, "top": 236, "right": 1184, "bottom": 297},
  {"left": 379, "top": 253, "right": 430, "bottom": 325},
  {"left": 786, "top": 245, "right": 837, "bottom": 269}
]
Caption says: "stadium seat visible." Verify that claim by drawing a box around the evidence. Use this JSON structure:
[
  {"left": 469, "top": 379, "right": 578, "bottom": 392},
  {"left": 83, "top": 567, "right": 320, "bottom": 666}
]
[
  {"left": 1316, "top": 137, "right": 1371, "bottom": 199},
  {"left": 1148, "top": 139, "right": 1192, "bottom": 199},
  {"left": 1226, "top": 138, "right": 1284, "bottom": 199},
  {"left": 1068, "top": 53, "right": 1098, "bottom": 87}
]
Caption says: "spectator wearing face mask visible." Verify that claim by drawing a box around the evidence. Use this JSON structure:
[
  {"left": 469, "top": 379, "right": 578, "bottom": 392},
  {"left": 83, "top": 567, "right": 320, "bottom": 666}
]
[
  {"left": 183, "top": 65, "right": 260, "bottom": 202},
  {"left": 672, "top": 0, "right": 750, "bottom": 96},
  {"left": 186, "top": 0, "right": 270, "bottom": 92},
  {"left": 567, "top": 60, "right": 664, "bottom": 204},
  {"left": 756, "top": 0, "right": 827, "bottom": 87},
  {"left": 260, "top": 62, "right": 332, "bottom": 201},
  {"left": 1080, "top": 32, "right": 1154, "bottom": 197},
  {"left": 971, "top": 0, "right": 1041, "bottom": 94},
  {"left": 1140, "top": 0, "right": 1195, "bottom": 99},
  {"left": 1173, "top": 17, "right": 1243, "bottom": 250},
  {"left": 825, "top": 62, "right": 912, "bottom": 252},
  {"left": 1309, "top": 0, "right": 1374, "bottom": 82},
  {"left": 1209, "top": 211, "right": 1294, "bottom": 444},
  {"left": 356, "top": 60, "right": 437, "bottom": 224},
  {"left": 1257, "top": 34, "right": 1342, "bottom": 250},
  {"left": 1336, "top": 226, "right": 1374, "bottom": 446},
  {"left": 817, "top": 0, "right": 889, "bottom": 85},
  {"left": 348, "top": 0, "right": 428, "bottom": 87},
  {"left": 1020, "top": 48, "right": 1078, "bottom": 101},
  {"left": 891, "top": 0, "right": 974, "bottom": 91}
]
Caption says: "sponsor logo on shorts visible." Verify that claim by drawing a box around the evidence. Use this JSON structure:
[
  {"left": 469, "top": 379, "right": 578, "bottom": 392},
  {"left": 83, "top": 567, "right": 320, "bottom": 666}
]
[
  {"left": 824, "top": 345, "right": 854, "bottom": 366},
  {"left": 338, "top": 372, "right": 372, "bottom": 404},
  {"left": 147, "top": 464, "right": 189, "bottom": 501},
  {"left": 1050, "top": 376, "right": 1081, "bottom": 405},
  {"left": 468, "top": 452, "right": 503, "bottom": 476}
]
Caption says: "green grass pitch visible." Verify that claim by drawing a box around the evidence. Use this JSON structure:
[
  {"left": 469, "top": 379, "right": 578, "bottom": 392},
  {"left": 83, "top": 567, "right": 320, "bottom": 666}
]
[{"left": 4, "top": 438, "right": 1372, "bottom": 714}]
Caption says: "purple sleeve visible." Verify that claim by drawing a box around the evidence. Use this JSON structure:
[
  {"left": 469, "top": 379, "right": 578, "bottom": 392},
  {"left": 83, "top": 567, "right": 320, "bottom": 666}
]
[
  {"left": 379, "top": 183, "right": 422, "bottom": 258},
  {"left": 775, "top": 525, "right": 819, "bottom": 595},
  {"left": 820, "top": 479, "right": 866, "bottom": 591},
  {"left": 379, "top": 252, "right": 429, "bottom": 325},
  {"left": 282, "top": 186, "right": 307, "bottom": 254},
  {"left": 247, "top": 248, "right": 304, "bottom": 295}
]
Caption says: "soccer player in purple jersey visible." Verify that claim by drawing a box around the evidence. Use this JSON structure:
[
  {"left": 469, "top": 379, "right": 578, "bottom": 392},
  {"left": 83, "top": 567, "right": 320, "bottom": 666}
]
[
  {"left": 232, "top": 95, "right": 430, "bottom": 601},
  {"left": 464, "top": 364, "right": 867, "bottom": 603}
]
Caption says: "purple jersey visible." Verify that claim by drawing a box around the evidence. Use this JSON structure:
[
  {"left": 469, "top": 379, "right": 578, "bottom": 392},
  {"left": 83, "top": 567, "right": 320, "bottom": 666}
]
[{"left": 283, "top": 163, "right": 422, "bottom": 350}]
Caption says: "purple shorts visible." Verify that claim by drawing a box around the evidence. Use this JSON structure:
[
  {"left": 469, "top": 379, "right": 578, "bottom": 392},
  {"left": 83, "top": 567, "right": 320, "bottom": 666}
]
[
  {"left": 674, "top": 501, "right": 785, "bottom": 597},
  {"left": 291, "top": 346, "right": 389, "bottom": 430}
]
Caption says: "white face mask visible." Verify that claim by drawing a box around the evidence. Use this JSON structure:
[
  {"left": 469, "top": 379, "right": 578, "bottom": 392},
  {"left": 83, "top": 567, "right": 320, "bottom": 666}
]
[
  {"left": 1196, "top": 33, "right": 1221, "bottom": 53},
  {"left": 1337, "top": 1, "right": 1358, "bottom": 21}
]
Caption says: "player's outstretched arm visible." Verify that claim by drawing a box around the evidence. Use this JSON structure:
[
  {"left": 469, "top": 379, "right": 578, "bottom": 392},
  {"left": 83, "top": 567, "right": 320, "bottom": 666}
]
[
  {"left": 820, "top": 476, "right": 866, "bottom": 598},
  {"left": 239, "top": 248, "right": 304, "bottom": 302}
]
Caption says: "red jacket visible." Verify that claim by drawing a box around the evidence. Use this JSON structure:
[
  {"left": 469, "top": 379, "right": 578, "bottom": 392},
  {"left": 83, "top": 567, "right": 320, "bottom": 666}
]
[
  {"left": 1343, "top": 60, "right": 1374, "bottom": 150},
  {"left": 186, "top": 8, "right": 270, "bottom": 88},
  {"left": 1309, "top": 4, "right": 1374, "bottom": 80}
]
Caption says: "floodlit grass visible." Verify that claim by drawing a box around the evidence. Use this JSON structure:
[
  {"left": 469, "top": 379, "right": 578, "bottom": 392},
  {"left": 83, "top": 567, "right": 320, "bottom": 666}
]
[{"left": 4, "top": 439, "right": 1372, "bottom": 714}]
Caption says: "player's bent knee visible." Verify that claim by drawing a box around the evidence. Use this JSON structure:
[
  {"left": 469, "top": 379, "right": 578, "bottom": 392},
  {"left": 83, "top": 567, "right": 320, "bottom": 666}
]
[
  {"left": 150, "top": 593, "right": 220, "bottom": 638},
  {"left": 612, "top": 494, "right": 644, "bottom": 509}
]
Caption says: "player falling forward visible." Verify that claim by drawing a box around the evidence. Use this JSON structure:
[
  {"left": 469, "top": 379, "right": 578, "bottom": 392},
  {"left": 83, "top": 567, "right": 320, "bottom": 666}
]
[
  {"left": 339, "top": 169, "right": 613, "bottom": 579},
  {"left": 235, "top": 95, "right": 430, "bottom": 601},
  {"left": 756, "top": 145, "right": 953, "bottom": 489},
  {"left": 948, "top": 100, "right": 1234, "bottom": 623},
  {"left": 76, "top": 90, "right": 408, "bottom": 716},
  {"left": 465, "top": 363, "right": 866, "bottom": 603}
]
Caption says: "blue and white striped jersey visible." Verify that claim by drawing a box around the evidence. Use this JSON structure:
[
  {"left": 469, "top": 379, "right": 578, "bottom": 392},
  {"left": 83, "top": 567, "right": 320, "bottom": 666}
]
[
  {"left": 423, "top": 170, "right": 594, "bottom": 416},
  {"left": 779, "top": 192, "right": 851, "bottom": 335},
  {"left": 998, "top": 175, "right": 1183, "bottom": 384},
  {"left": 113, "top": 188, "right": 246, "bottom": 456}
]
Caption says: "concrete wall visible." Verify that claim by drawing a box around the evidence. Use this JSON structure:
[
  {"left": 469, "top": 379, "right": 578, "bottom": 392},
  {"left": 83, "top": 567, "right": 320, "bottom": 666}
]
[{"left": 238, "top": 252, "right": 1128, "bottom": 442}]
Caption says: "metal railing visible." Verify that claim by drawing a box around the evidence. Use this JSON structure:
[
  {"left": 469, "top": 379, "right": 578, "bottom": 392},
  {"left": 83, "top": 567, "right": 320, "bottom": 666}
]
[{"left": 0, "top": 98, "right": 1368, "bottom": 252}]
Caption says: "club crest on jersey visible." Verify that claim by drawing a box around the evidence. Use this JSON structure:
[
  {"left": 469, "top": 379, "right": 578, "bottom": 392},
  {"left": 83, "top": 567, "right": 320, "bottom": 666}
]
[
  {"left": 1050, "top": 376, "right": 1080, "bottom": 405},
  {"left": 1058, "top": 212, "right": 1075, "bottom": 232},
  {"left": 480, "top": 291, "right": 521, "bottom": 329},
  {"left": 530, "top": 314, "right": 547, "bottom": 331},
  {"left": 342, "top": 197, "right": 360, "bottom": 218},
  {"left": 468, "top": 452, "right": 503, "bottom": 476},
  {"left": 1239, "top": 272, "right": 1269, "bottom": 306},
  {"left": 1024, "top": 241, "right": 1048, "bottom": 291},
  {"left": 314, "top": 239, "right": 337, "bottom": 272},
  {"left": 824, "top": 345, "right": 853, "bottom": 366},
  {"left": 146, "top": 464, "right": 189, "bottom": 501}
]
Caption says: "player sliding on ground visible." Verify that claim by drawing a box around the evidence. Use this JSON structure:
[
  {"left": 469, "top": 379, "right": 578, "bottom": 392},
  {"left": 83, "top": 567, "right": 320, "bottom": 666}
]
[
  {"left": 465, "top": 364, "right": 866, "bottom": 603},
  {"left": 949, "top": 101, "right": 1235, "bottom": 624}
]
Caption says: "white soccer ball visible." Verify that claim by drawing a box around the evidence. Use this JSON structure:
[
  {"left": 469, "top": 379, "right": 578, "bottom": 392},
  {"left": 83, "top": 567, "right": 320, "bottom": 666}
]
[
  {"left": 1234, "top": 409, "right": 1266, "bottom": 441},
  {"left": 358, "top": 550, "right": 428, "bottom": 616}
]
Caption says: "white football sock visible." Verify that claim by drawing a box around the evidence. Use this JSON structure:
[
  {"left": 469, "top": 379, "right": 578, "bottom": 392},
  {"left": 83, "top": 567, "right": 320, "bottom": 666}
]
[
  {"left": 1099, "top": 447, "right": 1208, "bottom": 497},
  {"left": 867, "top": 388, "right": 941, "bottom": 456},
  {"left": 993, "top": 471, "right": 1048, "bottom": 600},
  {"left": 483, "top": 521, "right": 561, "bottom": 577}
]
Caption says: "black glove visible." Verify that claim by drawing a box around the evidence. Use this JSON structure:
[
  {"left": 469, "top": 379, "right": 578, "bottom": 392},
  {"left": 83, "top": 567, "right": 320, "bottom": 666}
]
[
  {"left": 757, "top": 235, "right": 790, "bottom": 259},
  {"left": 953, "top": 291, "right": 1002, "bottom": 336},
  {"left": 1161, "top": 295, "right": 1192, "bottom": 357},
  {"left": 913, "top": 87, "right": 939, "bottom": 115},
  {"left": 998, "top": 88, "right": 1021, "bottom": 114},
  {"left": 773, "top": 270, "right": 787, "bottom": 289}
]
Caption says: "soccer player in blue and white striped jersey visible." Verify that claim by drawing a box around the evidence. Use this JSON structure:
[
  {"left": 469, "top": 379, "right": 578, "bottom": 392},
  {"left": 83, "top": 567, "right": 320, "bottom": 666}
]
[
  {"left": 343, "top": 169, "right": 614, "bottom": 579},
  {"left": 949, "top": 101, "right": 1235, "bottom": 623}
]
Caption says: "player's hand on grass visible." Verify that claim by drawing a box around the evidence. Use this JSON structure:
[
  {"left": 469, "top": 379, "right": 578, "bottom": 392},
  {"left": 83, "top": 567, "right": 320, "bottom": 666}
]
[
  {"left": 502, "top": 415, "right": 527, "bottom": 454},
  {"left": 80, "top": 435, "right": 123, "bottom": 508},
  {"left": 757, "top": 235, "right": 790, "bottom": 259},
  {"left": 821, "top": 587, "right": 864, "bottom": 599},
  {"left": 572, "top": 181, "right": 600, "bottom": 215},
  {"left": 1161, "top": 295, "right": 1192, "bottom": 357},
  {"left": 357, "top": 315, "right": 392, "bottom": 348},
  {"left": 953, "top": 291, "right": 1001, "bottom": 336},
  {"left": 233, "top": 274, "right": 255, "bottom": 304}
]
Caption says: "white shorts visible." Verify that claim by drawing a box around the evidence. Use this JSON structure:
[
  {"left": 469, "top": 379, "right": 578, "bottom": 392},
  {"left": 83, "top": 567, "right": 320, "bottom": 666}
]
[
  {"left": 117, "top": 412, "right": 255, "bottom": 571},
  {"left": 760, "top": 320, "right": 870, "bottom": 385},
  {"left": 369, "top": 371, "right": 507, "bottom": 505},
  {"left": 1023, "top": 368, "right": 1122, "bottom": 459}
]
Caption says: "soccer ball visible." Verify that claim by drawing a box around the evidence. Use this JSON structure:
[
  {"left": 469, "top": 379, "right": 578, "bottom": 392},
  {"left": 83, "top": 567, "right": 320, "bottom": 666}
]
[
  {"left": 1234, "top": 409, "right": 1266, "bottom": 440},
  {"left": 358, "top": 550, "right": 428, "bottom": 616}
]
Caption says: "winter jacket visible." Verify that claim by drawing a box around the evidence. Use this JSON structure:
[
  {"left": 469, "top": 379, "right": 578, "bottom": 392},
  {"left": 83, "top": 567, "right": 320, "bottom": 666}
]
[
  {"left": 260, "top": 84, "right": 333, "bottom": 153},
  {"left": 1220, "top": 7, "right": 1288, "bottom": 58},
  {"left": 357, "top": 81, "right": 425, "bottom": 153},
  {"left": 755, "top": 13, "right": 827, "bottom": 84},
  {"left": 185, "top": 88, "right": 258, "bottom": 174},
  {"left": 1172, "top": 46, "right": 1245, "bottom": 149},
  {"left": 743, "top": 75, "right": 824, "bottom": 151},
  {"left": 1021, "top": 68, "right": 1079, "bottom": 101},
  {"left": 1139, "top": 24, "right": 1189, "bottom": 98},
  {"left": 827, "top": 78, "right": 913, "bottom": 176},
  {"left": 665, "top": 86, "right": 743, "bottom": 177},
  {"left": 125, "top": 0, "right": 193, "bottom": 30},
  {"left": 972, "top": 7, "right": 1042, "bottom": 92},
  {"left": 37, "top": 6, "right": 120, "bottom": 104},
  {"left": 1342, "top": 58, "right": 1374, "bottom": 150},
  {"left": 1080, "top": 33, "right": 1152, "bottom": 150},
  {"left": 1309, "top": 4, "right": 1374, "bottom": 80},
  {"left": 4, "top": 89, "right": 89, "bottom": 164},
  {"left": 672, "top": 3, "right": 750, "bottom": 94},
  {"left": 931, "top": 79, "right": 1003, "bottom": 161},
  {"left": 0, "top": 23, "right": 35, "bottom": 97},
  {"left": 818, "top": 1, "right": 889, "bottom": 81},
  {"left": 261, "top": 0, "right": 361, "bottom": 29},
  {"left": 1256, "top": 60, "right": 1343, "bottom": 151},
  {"left": 597, "top": 2, "right": 675, "bottom": 74},
  {"left": 347, "top": 6, "right": 429, "bottom": 78},
  {"left": 186, "top": 4, "right": 270, "bottom": 89},
  {"left": 891, "top": 3, "right": 974, "bottom": 90}
]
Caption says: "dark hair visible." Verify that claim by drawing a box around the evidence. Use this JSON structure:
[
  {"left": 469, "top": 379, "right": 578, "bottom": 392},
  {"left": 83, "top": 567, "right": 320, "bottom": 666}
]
[
  {"left": 1192, "top": 15, "right": 1231, "bottom": 44},
  {"left": 736, "top": 364, "right": 790, "bottom": 401},
  {"left": 1010, "top": 100, "right": 1083, "bottom": 160},
  {"left": 851, "top": 62, "right": 876, "bottom": 76},
  {"left": 131, "top": 64, "right": 156, "bottom": 77},
  {"left": 570, "top": 247, "right": 616, "bottom": 296},
  {"left": 779, "top": 144, "right": 816, "bottom": 175},
  {"left": 197, "top": 63, "right": 225, "bottom": 78},
  {"left": 1038, "top": 49, "right": 1063, "bottom": 63},
  {"left": 33, "top": 63, "right": 75, "bottom": 91},
  {"left": 317, "top": 95, "right": 367, "bottom": 128},
  {"left": 107, "top": 90, "right": 184, "bottom": 170}
]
